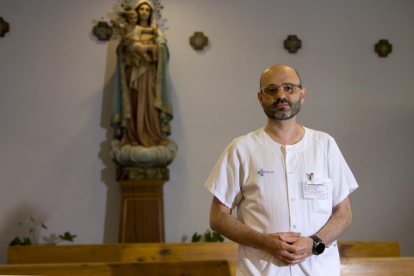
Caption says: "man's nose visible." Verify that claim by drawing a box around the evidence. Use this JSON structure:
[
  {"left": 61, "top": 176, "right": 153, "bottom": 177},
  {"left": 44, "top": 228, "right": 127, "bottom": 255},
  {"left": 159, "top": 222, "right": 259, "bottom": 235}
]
[{"left": 274, "top": 88, "right": 287, "bottom": 100}]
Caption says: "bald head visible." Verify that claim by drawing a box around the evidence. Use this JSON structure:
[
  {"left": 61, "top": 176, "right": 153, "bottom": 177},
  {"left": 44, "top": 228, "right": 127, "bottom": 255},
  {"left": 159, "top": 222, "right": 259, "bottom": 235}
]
[{"left": 260, "top": 64, "right": 302, "bottom": 89}]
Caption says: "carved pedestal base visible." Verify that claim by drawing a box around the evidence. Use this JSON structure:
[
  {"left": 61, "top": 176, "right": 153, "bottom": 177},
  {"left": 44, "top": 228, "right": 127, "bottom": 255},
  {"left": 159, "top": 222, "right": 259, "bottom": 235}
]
[{"left": 117, "top": 167, "right": 169, "bottom": 243}]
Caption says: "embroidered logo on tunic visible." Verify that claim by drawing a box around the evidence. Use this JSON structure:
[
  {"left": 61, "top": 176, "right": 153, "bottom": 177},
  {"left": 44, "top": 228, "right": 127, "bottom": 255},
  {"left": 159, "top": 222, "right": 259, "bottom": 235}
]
[{"left": 258, "top": 169, "right": 275, "bottom": 176}]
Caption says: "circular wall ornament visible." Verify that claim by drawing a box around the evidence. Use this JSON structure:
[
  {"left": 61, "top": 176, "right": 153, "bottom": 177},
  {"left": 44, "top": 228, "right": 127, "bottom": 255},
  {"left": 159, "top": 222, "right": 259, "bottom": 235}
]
[
  {"left": 284, "top": 35, "right": 302, "bottom": 53},
  {"left": 0, "top": 17, "right": 10, "bottom": 37},
  {"left": 93, "top": 21, "right": 113, "bottom": 41},
  {"left": 375, "top": 39, "right": 392, "bottom": 57},
  {"left": 190, "top": 32, "right": 208, "bottom": 51}
]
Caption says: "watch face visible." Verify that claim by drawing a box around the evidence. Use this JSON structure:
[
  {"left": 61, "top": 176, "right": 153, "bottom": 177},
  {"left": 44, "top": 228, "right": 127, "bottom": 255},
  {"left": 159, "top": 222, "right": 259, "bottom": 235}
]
[{"left": 315, "top": 242, "right": 325, "bottom": 255}]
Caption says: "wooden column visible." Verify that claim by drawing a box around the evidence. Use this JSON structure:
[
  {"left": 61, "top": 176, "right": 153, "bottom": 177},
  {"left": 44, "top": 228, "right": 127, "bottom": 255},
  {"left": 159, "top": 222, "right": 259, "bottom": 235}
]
[{"left": 117, "top": 167, "right": 169, "bottom": 243}]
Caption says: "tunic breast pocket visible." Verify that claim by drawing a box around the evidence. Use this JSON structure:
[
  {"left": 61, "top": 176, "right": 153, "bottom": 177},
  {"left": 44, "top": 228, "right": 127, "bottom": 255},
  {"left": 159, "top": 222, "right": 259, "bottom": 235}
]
[{"left": 310, "top": 179, "right": 332, "bottom": 215}]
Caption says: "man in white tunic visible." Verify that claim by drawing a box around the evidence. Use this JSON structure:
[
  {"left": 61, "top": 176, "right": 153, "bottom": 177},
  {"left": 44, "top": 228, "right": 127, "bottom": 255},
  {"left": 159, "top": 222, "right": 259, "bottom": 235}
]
[{"left": 205, "top": 64, "right": 358, "bottom": 276}]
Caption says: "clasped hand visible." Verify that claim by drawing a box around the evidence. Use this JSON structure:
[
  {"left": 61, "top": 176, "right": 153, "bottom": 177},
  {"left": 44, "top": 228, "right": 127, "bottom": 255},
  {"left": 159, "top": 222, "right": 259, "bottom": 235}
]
[{"left": 265, "top": 232, "right": 313, "bottom": 265}]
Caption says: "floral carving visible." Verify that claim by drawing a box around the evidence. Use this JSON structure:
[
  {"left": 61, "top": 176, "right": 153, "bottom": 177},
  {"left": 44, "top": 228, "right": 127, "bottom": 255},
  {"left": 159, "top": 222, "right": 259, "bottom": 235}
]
[
  {"left": 284, "top": 35, "right": 302, "bottom": 53},
  {"left": 190, "top": 32, "right": 208, "bottom": 51},
  {"left": 0, "top": 17, "right": 10, "bottom": 37},
  {"left": 93, "top": 21, "right": 113, "bottom": 41},
  {"left": 375, "top": 39, "right": 392, "bottom": 57}
]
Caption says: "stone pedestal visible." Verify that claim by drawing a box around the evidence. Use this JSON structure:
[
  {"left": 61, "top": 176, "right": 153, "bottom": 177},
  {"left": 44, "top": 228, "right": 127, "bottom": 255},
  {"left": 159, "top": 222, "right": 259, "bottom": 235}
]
[{"left": 117, "top": 167, "right": 169, "bottom": 243}]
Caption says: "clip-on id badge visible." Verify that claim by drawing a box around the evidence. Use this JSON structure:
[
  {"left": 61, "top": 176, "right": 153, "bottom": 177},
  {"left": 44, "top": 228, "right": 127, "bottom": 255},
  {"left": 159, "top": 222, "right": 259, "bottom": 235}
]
[{"left": 303, "top": 173, "right": 328, "bottom": 199}]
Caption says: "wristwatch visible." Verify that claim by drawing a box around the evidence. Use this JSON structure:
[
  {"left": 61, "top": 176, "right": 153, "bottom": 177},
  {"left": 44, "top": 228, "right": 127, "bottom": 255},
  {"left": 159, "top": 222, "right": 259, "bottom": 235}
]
[{"left": 309, "top": 235, "right": 325, "bottom": 255}]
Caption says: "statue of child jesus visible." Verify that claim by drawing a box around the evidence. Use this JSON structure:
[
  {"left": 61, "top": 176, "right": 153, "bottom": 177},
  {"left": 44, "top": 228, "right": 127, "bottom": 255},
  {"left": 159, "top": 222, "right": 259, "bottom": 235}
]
[{"left": 111, "top": 10, "right": 152, "bottom": 62}]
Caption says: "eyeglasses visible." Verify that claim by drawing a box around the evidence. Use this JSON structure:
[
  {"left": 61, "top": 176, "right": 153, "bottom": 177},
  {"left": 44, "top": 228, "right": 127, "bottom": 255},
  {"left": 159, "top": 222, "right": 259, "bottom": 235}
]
[{"left": 260, "top": 83, "right": 302, "bottom": 97}]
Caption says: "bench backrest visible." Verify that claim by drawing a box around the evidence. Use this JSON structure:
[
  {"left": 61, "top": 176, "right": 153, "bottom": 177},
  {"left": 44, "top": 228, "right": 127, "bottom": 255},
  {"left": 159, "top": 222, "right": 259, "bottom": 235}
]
[
  {"left": 2, "top": 257, "right": 413, "bottom": 276},
  {"left": 0, "top": 260, "right": 232, "bottom": 276},
  {"left": 8, "top": 241, "right": 400, "bottom": 265},
  {"left": 338, "top": 241, "right": 400, "bottom": 258},
  {"left": 341, "top": 257, "right": 414, "bottom": 276}
]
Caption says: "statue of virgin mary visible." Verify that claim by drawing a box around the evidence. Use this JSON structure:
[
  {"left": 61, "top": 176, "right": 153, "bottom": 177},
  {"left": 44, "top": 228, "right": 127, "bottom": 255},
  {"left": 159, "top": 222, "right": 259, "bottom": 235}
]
[{"left": 110, "top": 0, "right": 177, "bottom": 168}]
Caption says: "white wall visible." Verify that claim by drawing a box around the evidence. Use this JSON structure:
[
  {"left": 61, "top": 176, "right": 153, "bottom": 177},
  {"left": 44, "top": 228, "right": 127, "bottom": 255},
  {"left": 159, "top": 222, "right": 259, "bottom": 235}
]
[{"left": 0, "top": 0, "right": 413, "bottom": 263}]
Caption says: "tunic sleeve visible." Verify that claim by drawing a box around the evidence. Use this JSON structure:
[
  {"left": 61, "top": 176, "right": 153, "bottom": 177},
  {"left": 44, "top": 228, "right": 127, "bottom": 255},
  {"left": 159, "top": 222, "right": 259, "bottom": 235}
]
[
  {"left": 204, "top": 140, "right": 244, "bottom": 209},
  {"left": 329, "top": 138, "right": 359, "bottom": 206}
]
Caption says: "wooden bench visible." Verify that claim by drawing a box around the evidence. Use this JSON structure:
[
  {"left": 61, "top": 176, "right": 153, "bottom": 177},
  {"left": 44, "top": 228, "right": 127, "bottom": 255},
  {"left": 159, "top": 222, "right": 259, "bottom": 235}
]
[
  {"left": 7, "top": 241, "right": 400, "bottom": 276},
  {"left": 1, "top": 258, "right": 413, "bottom": 276},
  {"left": 341, "top": 257, "right": 414, "bottom": 276},
  {"left": 7, "top": 241, "right": 400, "bottom": 265},
  {"left": 338, "top": 241, "right": 400, "bottom": 258},
  {"left": 0, "top": 260, "right": 232, "bottom": 276}
]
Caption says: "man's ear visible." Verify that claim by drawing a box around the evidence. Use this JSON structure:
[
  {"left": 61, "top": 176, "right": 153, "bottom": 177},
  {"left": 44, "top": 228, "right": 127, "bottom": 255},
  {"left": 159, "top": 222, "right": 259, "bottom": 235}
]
[
  {"left": 300, "top": 87, "right": 307, "bottom": 103},
  {"left": 257, "top": 91, "right": 263, "bottom": 105}
]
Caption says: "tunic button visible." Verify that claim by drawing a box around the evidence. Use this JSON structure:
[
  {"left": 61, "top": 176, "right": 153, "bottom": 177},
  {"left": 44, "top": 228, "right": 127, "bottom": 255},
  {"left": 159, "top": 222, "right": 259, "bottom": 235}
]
[
  {"left": 293, "top": 225, "right": 297, "bottom": 229},
  {"left": 289, "top": 172, "right": 293, "bottom": 174},
  {"left": 292, "top": 198, "right": 295, "bottom": 201}
]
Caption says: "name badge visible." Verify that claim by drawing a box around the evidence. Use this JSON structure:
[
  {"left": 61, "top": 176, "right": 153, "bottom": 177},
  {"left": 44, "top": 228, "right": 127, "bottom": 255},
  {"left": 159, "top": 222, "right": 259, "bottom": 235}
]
[{"left": 303, "top": 181, "right": 328, "bottom": 199}]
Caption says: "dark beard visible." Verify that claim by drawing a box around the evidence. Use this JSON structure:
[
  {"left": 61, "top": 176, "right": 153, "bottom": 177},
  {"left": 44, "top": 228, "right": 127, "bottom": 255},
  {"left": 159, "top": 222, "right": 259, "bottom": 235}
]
[{"left": 262, "top": 97, "right": 301, "bottom": 120}]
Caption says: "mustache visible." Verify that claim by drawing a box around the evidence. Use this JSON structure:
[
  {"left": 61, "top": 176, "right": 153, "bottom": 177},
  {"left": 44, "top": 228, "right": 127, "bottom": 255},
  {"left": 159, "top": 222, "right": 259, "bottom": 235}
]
[{"left": 272, "top": 98, "right": 292, "bottom": 108}]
